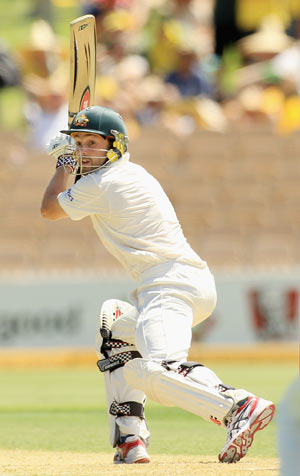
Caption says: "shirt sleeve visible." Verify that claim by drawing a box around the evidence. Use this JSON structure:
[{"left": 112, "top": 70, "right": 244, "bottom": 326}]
[{"left": 58, "top": 173, "right": 108, "bottom": 221}]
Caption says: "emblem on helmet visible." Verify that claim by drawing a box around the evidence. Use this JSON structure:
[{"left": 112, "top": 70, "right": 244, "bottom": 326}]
[{"left": 74, "top": 114, "right": 89, "bottom": 127}]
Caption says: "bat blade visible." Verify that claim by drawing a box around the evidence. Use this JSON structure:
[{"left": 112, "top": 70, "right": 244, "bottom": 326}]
[{"left": 68, "top": 14, "right": 96, "bottom": 126}]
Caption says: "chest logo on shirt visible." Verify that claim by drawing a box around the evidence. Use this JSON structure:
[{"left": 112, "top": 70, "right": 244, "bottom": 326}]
[
  {"left": 66, "top": 188, "right": 74, "bottom": 201},
  {"left": 74, "top": 114, "right": 89, "bottom": 127}
]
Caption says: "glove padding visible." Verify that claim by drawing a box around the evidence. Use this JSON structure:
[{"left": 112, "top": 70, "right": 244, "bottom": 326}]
[
  {"left": 47, "top": 133, "right": 76, "bottom": 160},
  {"left": 56, "top": 155, "right": 77, "bottom": 174},
  {"left": 106, "top": 129, "right": 128, "bottom": 163}
]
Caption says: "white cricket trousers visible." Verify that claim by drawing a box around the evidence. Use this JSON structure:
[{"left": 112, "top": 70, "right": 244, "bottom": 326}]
[
  {"left": 102, "top": 261, "right": 217, "bottom": 445},
  {"left": 131, "top": 261, "right": 217, "bottom": 362}
]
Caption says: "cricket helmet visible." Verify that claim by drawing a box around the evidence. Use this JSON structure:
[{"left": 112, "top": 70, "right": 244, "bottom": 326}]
[
  {"left": 61, "top": 105, "right": 128, "bottom": 140},
  {"left": 59, "top": 106, "right": 128, "bottom": 178}
]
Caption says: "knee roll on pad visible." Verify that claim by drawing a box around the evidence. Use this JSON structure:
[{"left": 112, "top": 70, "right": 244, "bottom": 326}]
[
  {"left": 96, "top": 298, "right": 140, "bottom": 370},
  {"left": 99, "top": 299, "right": 134, "bottom": 333},
  {"left": 124, "top": 358, "right": 234, "bottom": 426},
  {"left": 96, "top": 299, "right": 138, "bottom": 359},
  {"left": 96, "top": 297, "right": 138, "bottom": 372}
]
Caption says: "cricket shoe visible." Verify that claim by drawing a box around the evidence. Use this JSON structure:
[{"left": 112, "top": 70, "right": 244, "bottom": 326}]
[
  {"left": 219, "top": 396, "right": 275, "bottom": 463},
  {"left": 113, "top": 436, "right": 150, "bottom": 464}
]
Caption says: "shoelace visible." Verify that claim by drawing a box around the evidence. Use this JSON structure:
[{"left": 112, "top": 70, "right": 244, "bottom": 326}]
[{"left": 226, "top": 400, "right": 252, "bottom": 441}]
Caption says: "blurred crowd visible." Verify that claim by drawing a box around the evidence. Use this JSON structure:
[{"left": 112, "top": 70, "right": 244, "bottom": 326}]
[{"left": 1, "top": 0, "right": 300, "bottom": 149}]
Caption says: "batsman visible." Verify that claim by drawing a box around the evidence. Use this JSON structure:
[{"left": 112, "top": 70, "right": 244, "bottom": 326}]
[{"left": 41, "top": 104, "right": 275, "bottom": 464}]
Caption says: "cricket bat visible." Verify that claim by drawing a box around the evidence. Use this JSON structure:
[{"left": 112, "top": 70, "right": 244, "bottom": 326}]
[{"left": 68, "top": 15, "right": 97, "bottom": 127}]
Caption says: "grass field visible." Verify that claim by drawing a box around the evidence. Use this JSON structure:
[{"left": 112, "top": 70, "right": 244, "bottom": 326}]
[{"left": 0, "top": 361, "right": 297, "bottom": 475}]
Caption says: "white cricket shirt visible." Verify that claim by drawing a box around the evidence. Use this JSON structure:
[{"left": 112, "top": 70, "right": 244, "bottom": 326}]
[{"left": 58, "top": 153, "right": 206, "bottom": 280}]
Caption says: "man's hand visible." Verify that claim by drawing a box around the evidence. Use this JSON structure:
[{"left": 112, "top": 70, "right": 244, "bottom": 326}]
[
  {"left": 106, "top": 130, "right": 128, "bottom": 163},
  {"left": 47, "top": 133, "right": 77, "bottom": 174}
]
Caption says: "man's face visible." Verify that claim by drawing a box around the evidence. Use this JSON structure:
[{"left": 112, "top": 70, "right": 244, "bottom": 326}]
[{"left": 72, "top": 132, "right": 110, "bottom": 174}]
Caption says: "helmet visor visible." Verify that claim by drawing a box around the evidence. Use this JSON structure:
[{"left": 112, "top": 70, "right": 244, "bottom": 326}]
[{"left": 59, "top": 145, "right": 109, "bottom": 176}]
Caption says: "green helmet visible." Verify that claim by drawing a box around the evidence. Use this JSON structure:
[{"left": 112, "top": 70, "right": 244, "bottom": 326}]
[{"left": 61, "top": 105, "right": 128, "bottom": 140}]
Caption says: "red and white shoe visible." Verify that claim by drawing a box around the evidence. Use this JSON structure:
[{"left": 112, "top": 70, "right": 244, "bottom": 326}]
[
  {"left": 113, "top": 436, "right": 150, "bottom": 464},
  {"left": 219, "top": 396, "right": 275, "bottom": 463}
]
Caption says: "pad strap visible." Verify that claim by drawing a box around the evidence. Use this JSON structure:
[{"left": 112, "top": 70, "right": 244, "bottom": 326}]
[
  {"left": 97, "top": 350, "right": 141, "bottom": 373},
  {"left": 162, "top": 360, "right": 204, "bottom": 376},
  {"left": 109, "top": 400, "right": 144, "bottom": 418},
  {"left": 219, "top": 383, "right": 235, "bottom": 392},
  {"left": 100, "top": 331, "right": 133, "bottom": 358},
  {"left": 177, "top": 362, "right": 204, "bottom": 377}
]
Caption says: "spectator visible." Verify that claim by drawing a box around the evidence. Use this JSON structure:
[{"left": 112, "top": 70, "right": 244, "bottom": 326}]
[
  {"left": 28, "top": 0, "right": 54, "bottom": 26},
  {"left": 143, "top": 0, "right": 210, "bottom": 75},
  {"left": 135, "top": 74, "right": 173, "bottom": 126},
  {"left": 236, "top": 0, "right": 300, "bottom": 36},
  {"left": 213, "top": 0, "right": 253, "bottom": 59},
  {"left": 18, "top": 20, "right": 69, "bottom": 149},
  {"left": 213, "top": 0, "right": 299, "bottom": 60},
  {"left": 22, "top": 71, "right": 68, "bottom": 149},
  {"left": 0, "top": 42, "right": 20, "bottom": 89},
  {"left": 223, "top": 16, "right": 300, "bottom": 134},
  {"left": 164, "top": 42, "right": 216, "bottom": 99},
  {"left": 18, "top": 19, "right": 66, "bottom": 79},
  {"left": 238, "top": 16, "right": 294, "bottom": 63},
  {"left": 82, "top": 0, "right": 148, "bottom": 45}
]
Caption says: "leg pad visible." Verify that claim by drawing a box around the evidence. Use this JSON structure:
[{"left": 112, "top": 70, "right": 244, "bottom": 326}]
[{"left": 124, "top": 358, "right": 234, "bottom": 426}]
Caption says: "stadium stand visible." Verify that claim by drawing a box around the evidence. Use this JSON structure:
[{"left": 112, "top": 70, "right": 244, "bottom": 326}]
[{"left": 1, "top": 124, "right": 300, "bottom": 273}]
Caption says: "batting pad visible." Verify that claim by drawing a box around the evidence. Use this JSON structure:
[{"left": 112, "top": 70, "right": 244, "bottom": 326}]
[
  {"left": 96, "top": 299, "right": 149, "bottom": 447},
  {"left": 124, "top": 359, "right": 234, "bottom": 426},
  {"left": 104, "top": 369, "right": 150, "bottom": 447},
  {"left": 96, "top": 299, "right": 138, "bottom": 358}
]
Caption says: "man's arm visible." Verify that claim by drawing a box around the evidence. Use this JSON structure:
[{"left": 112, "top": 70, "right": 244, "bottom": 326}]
[{"left": 41, "top": 167, "right": 70, "bottom": 220}]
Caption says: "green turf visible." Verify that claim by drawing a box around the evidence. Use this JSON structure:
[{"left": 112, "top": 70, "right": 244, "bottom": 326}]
[{"left": 0, "top": 362, "right": 297, "bottom": 457}]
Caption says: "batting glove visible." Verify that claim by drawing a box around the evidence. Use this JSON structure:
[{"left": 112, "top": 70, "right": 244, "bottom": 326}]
[
  {"left": 47, "top": 133, "right": 76, "bottom": 160},
  {"left": 55, "top": 155, "right": 77, "bottom": 174},
  {"left": 106, "top": 130, "right": 128, "bottom": 163}
]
